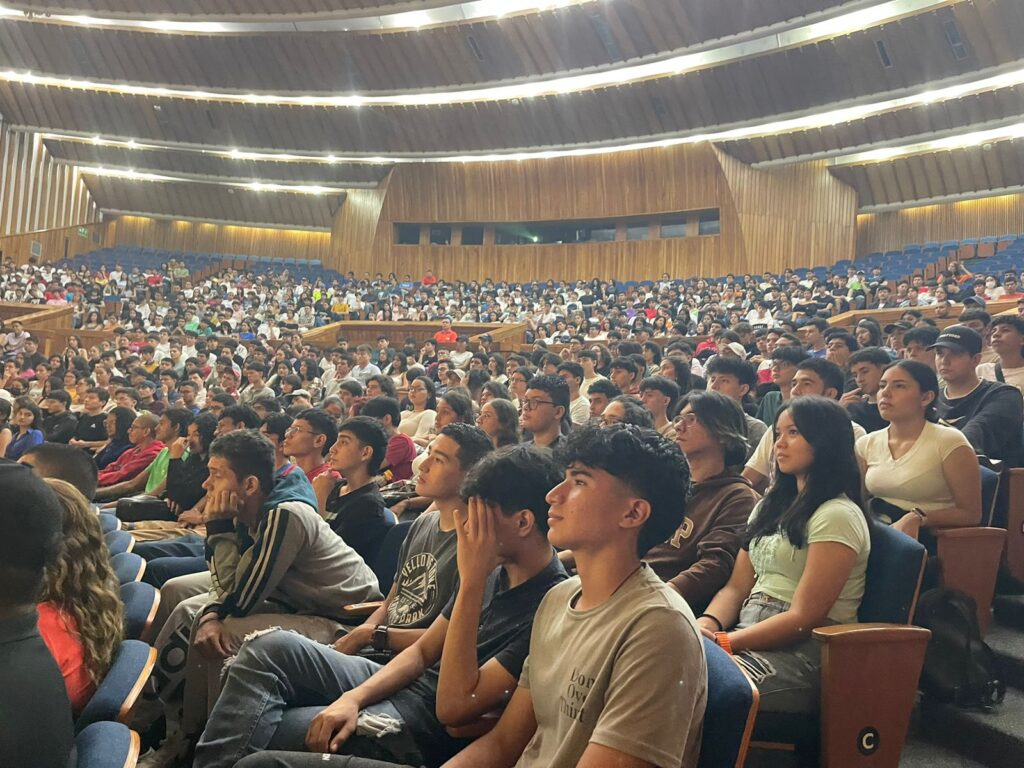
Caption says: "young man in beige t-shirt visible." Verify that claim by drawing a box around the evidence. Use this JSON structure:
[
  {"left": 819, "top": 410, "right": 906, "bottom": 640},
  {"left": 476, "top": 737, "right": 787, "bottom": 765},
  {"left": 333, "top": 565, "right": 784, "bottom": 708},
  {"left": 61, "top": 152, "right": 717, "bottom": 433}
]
[{"left": 444, "top": 425, "right": 707, "bottom": 768}]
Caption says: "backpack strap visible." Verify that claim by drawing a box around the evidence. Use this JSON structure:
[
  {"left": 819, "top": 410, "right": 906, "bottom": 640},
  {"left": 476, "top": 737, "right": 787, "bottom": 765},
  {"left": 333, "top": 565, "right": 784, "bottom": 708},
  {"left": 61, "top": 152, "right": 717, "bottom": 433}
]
[{"left": 995, "top": 364, "right": 1005, "bottom": 383}]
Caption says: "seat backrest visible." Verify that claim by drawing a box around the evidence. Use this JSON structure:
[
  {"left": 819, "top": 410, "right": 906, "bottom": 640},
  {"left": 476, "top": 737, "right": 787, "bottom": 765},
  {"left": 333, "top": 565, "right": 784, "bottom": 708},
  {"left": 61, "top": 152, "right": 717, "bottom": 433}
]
[
  {"left": 111, "top": 552, "right": 145, "bottom": 584},
  {"left": 120, "top": 581, "right": 159, "bottom": 641},
  {"left": 699, "top": 636, "right": 759, "bottom": 768},
  {"left": 858, "top": 521, "right": 927, "bottom": 624},
  {"left": 105, "top": 529, "right": 134, "bottom": 556},
  {"left": 980, "top": 465, "right": 1000, "bottom": 526},
  {"left": 370, "top": 521, "right": 413, "bottom": 595},
  {"left": 76, "top": 640, "right": 155, "bottom": 733}
]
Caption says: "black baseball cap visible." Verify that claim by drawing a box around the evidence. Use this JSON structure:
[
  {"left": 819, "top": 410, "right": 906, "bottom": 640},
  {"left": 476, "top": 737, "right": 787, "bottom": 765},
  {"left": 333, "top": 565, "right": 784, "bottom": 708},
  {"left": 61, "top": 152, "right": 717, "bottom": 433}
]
[
  {"left": 928, "top": 325, "right": 983, "bottom": 356},
  {"left": 883, "top": 321, "right": 913, "bottom": 334}
]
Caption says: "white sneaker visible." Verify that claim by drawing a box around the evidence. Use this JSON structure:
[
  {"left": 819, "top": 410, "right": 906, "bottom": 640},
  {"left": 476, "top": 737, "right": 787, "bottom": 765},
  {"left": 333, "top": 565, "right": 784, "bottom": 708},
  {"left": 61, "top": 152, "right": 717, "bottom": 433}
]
[{"left": 136, "top": 729, "right": 190, "bottom": 768}]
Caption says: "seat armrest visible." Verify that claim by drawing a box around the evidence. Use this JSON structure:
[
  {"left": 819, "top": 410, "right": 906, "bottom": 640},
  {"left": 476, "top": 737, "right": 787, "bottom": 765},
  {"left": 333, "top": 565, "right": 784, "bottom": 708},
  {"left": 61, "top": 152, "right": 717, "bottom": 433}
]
[
  {"left": 934, "top": 527, "right": 1005, "bottom": 634},
  {"left": 815, "top": 624, "right": 930, "bottom": 768},
  {"left": 342, "top": 601, "right": 384, "bottom": 617}
]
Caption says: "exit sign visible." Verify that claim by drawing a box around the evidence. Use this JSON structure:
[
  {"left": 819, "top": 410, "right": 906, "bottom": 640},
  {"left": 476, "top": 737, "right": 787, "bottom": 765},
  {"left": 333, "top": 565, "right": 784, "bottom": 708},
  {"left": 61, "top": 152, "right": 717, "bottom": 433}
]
[{"left": 78, "top": 227, "right": 88, "bottom": 237}]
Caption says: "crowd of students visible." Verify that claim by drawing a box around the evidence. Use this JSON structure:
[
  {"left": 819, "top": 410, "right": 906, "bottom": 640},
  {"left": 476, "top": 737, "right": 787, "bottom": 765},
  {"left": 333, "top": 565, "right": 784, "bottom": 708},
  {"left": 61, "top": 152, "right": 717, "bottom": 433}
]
[{"left": 3, "top": 252, "right": 1024, "bottom": 768}]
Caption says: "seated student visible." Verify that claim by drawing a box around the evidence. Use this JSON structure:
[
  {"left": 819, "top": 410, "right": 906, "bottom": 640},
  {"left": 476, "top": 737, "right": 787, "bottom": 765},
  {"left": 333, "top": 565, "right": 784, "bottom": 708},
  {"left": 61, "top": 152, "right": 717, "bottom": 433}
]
[
  {"left": 555, "top": 362, "right": 590, "bottom": 426},
  {"left": 336, "top": 423, "right": 493, "bottom": 659},
  {"left": 362, "top": 396, "right": 417, "bottom": 482},
  {"left": 599, "top": 394, "right": 655, "bottom": 428},
  {"left": 840, "top": 347, "right": 891, "bottom": 434},
  {"left": 932, "top": 325, "right": 1024, "bottom": 464},
  {"left": 148, "top": 430, "right": 382, "bottom": 761},
  {"left": 705, "top": 355, "right": 767, "bottom": 458},
  {"left": 96, "top": 412, "right": 166, "bottom": 491},
  {"left": 477, "top": 398, "right": 520, "bottom": 449},
  {"left": 744, "top": 358, "right": 867, "bottom": 494},
  {"left": 585, "top": 378, "right": 621, "bottom": 425},
  {"left": 445, "top": 425, "right": 706, "bottom": 768},
  {"left": 37, "top": 478, "right": 124, "bottom": 714},
  {"left": 96, "top": 407, "right": 193, "bottom": 507},
  {"left": 5, "top": 396, "right": 44, "bottom": 461},
  {"left": 857, "top": 360, "right": 982, "bottom": 543},
  {"left": 645, "top": 391, "right": 760, "bottom": 614},
  {"left": 755, "top": 346, "right": 809, "bottom": 427},
  {"left": 93, "top": 406, "right": 136, "bottom": 469},
  {"left": 283, "top": 408, "right": 340, "bottom": 489},
  {"left": 40, "top": 389, "right": 78, "bottom": 443},
  {"left": 608, "top": 355, "right": 642, "bottom": 395},
  {"left": 214, "top": 403, "right": 261, "bottom": 437},
  {"left": 521, "top": 374, "right": 570, "bottom": 450},
  {"left": 70, "top": 386, "right": 113, "bottom": 452},
  {"left": 193, "top": 443, "right": 567, "bottom": 768},
  {"left": 902, "top": 325, "right": 940, "bottom": 371},
  {"left": 977, "top": 314, "right": 1024, "bottom": 395},
  {"left": 638, "top": 374, "right": 681, "bottom": 439},
  {"left": 319, "top": 416, "right": 393, "bottom": 563},
  {"left": 700, "top": 396, "right": 870, "bottom": 719},
  {"left": 0, "top": 464, "right": 75, "bottom": 768}
]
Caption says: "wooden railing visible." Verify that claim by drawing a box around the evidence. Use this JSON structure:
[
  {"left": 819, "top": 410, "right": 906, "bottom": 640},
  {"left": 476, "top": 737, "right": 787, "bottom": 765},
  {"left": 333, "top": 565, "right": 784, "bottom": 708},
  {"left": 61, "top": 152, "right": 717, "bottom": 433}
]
[
  {"left": 302, "top": 321, "right": 527, "bottom": 352},
  {"left": 828, "top": 299, "right": 1019, "bottom": 330}
]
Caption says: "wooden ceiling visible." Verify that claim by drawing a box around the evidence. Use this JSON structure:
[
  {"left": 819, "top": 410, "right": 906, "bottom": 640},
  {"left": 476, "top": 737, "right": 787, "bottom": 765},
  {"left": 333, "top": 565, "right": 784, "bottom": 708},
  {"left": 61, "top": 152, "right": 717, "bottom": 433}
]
[{"left": 2, "top": 0, "right": 1023, "bottom": 226}]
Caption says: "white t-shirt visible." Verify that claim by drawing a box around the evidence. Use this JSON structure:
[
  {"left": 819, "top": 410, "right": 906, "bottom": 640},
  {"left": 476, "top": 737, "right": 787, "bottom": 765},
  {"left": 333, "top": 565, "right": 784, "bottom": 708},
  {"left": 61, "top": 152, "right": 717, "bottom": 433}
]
[
  {"left": 746, "top": 418, "right": 866, "bottom": 481},
  {"left": 568, "top": 395, "right": 590, "bottom": 425},
  {"left": 977, "top": 362, "right": 1024, "bottom": 396},
  {"left": 398, "top": 409, "right": 436, "bottom": 439},
  {"left": 855, "top": 421, "right": 972, "bottom": 513},
  {"left": 579, "top": 374, "right": 606, "bottom": 398}
]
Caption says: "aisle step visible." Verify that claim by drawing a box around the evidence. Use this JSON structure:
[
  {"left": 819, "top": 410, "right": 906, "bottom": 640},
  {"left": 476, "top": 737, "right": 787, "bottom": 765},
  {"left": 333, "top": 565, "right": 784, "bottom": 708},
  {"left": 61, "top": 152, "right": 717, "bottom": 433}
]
[{"left": 917, "top": 687, "right": 1024, "bottom": 768}]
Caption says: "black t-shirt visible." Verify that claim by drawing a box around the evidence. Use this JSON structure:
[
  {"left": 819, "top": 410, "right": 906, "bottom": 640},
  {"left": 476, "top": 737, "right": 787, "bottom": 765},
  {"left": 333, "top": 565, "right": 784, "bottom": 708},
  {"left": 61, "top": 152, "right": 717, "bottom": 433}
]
[
  {"left": 0, "top": 611, "right": 75, "bottom": 768},
  {"left": 390, "top": 554, "right": 568, "bottom": 766},
  {"left": 324, "top": 481, "right": 391, "bottom": 564},
  {"left": 848, "top": 400, "right": 888, "bottom": 434},
  {"left": 937, "top": 379, "right": 1024, "bottom": 465},
  {"left": 76, "top": 412, "right": 109, "bottom": 443}
]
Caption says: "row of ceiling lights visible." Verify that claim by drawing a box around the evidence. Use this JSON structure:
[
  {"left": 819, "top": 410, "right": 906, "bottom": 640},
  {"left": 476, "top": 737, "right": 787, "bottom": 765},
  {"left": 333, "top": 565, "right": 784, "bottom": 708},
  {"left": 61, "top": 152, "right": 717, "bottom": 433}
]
[{"left": 0, "top": 0, "right": 960, "bottom": 107}]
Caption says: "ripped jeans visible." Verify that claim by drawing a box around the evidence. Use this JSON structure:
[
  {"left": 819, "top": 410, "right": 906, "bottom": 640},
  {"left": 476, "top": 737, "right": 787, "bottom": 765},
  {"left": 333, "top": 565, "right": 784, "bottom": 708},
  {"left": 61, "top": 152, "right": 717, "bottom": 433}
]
[{"left": 732, "top": 594, "right": 825, "bottom": 715}]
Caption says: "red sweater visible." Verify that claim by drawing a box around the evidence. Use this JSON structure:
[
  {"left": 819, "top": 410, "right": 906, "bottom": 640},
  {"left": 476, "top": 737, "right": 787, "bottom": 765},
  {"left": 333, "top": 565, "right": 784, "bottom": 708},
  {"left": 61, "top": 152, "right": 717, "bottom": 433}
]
[
  {"left": 97, "top": 440, "right": 165, "bottom": 487},
  {"left": 37, "top": 602, "right": 95, "bottom": 715}
]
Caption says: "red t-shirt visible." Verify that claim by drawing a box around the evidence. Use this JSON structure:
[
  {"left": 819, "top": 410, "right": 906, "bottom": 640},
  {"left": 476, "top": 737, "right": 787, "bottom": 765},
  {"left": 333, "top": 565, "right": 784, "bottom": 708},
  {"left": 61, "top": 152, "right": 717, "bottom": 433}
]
[
  {"left": 386, "top": 433, "right": 417, "bottom": 482},
  {"left": 422, "top": 274, "right": 438, "bottom": 286},
  {"left": 307, "top": 462, "right": 341, "bottom": 484},
  {"left": 37, "top": 602, "right": 95, "bottom": 715},
  {"left": 433, "top": 330, "right": 458, "bottom": 344}
]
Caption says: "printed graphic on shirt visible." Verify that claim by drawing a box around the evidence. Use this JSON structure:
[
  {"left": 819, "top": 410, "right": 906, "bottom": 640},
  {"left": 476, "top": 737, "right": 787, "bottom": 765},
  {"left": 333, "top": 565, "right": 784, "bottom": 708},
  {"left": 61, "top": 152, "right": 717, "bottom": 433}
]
[
  {"left": 559, "top": 667, "right": 595, "bottom": 723},
  {"left": 389, "top": 552, "right": 441, "bottom": 625}
]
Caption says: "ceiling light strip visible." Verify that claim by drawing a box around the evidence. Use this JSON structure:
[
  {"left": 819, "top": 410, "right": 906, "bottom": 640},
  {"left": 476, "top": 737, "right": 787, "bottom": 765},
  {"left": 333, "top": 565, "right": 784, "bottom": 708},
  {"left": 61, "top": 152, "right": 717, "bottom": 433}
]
[
  {"left": 21, "top": 60, "right": 1024, "bottom": 165},
  {"left": 0, "top": 0, "right": 960, "bottom": 107},
  {"left": 858, "top": 184, "right": 1024, "bottom": 214},
  {"left": 0, "top": 0, "right": 594, "bottom": 35},
  {"left": 63, "top": 162, "right": 355, "bottom": 194},
  {"left": 100, "top": 208, "right": 332, "bottom": 232},
  {"left": 830, "top": 122, "right": 1024, "bottom": 166}
]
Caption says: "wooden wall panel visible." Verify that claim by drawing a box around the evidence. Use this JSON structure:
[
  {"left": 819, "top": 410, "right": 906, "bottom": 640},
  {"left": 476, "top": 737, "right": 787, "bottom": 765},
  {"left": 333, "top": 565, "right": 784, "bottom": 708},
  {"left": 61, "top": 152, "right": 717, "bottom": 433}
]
[
  {"left": 0, "top": 221, "right": 109, "bottom": 265},
  {"left": 716, "top": 151, "right": 858, "bottom": 274},
  {"left": 331, "top": 182, "right": 389, "bottom": 274},
  {"left": 856, "top": 193, "right": 1024, "bottom": 255},
  {"left": 108, "top": 214, "right": 332, "bottom": 261},
  {"left": 331, "top": 143, "right": 858, "bottom": 282},
  {"left": 0, "top": 123, "right": 100, "bottom": 242}
]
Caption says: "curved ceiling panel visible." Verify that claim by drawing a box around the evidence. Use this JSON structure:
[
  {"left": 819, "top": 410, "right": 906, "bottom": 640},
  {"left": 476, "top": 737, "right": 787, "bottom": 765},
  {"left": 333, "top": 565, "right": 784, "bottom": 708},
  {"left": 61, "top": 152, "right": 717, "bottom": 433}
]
[
  {"left": 1, "top": 1, "right": 603, "bottom": 34},
  {"left": 0, "top": 0, "right": 962, "bottom": 103}
]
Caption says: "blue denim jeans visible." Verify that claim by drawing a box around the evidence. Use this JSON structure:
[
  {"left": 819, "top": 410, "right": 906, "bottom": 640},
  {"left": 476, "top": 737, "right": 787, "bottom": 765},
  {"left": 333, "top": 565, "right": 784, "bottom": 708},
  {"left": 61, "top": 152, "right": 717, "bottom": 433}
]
[
  {"left": 193, "top": 629, "right": 423, "bottom": 768},
  {"left": 732, "top": 593, "right": 825, "bottom": 715}
]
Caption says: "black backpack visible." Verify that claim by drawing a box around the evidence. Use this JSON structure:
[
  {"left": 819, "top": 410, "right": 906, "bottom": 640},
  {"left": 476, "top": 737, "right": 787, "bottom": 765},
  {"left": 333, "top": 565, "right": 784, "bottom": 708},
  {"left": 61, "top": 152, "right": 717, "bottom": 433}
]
[{"left": 914, "top": 588, "right": 1006, "bottom": 710}]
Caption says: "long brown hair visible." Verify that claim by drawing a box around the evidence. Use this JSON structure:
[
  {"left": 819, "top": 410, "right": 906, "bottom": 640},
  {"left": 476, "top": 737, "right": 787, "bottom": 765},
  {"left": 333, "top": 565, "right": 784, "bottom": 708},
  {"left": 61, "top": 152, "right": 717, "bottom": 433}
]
[{"left": 40, "top": 479, "right": 124, "bottom": 684}]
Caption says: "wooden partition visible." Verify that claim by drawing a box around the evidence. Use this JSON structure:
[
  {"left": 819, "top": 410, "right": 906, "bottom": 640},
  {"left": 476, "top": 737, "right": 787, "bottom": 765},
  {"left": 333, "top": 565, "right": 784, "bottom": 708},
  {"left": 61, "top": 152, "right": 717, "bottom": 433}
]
[
  {"left": 108, "top": 215, "right": 332, "bottom": 262},
  {"left": 0, "top": 222, "right": 109, "bottom": 266},
  {"left": 329, "top": 144, "right": 858, "bottom": 282},
  {"left": 303, "top": 321, "right": 526, "bottom": 352},
  {"left": 829, "top": 300, "right": 1019, "bottom": 329},
  {"left": 857, "top": 193, "right": 1024, "bottom": 256}
]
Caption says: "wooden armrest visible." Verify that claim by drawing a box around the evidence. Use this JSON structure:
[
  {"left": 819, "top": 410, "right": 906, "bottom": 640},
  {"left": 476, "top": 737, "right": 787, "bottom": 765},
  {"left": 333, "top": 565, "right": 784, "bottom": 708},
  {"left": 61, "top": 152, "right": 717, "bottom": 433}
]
[
  {"left": 1008, "top": 469, "right": 1024, "bottom": 583},
  {"left": 342, "top": 601, "right": 383, "bottom": 617},
  {"left": 934, "top": 526, "right": 1005, "bottom": 634},
  {"left": 816, "top": 623, "right": 930, "bottom": 767}
]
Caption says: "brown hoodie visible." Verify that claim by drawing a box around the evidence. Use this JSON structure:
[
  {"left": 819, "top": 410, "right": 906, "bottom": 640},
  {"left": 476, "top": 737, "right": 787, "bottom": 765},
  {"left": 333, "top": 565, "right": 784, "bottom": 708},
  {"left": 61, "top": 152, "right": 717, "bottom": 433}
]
[{"left": 645, "top": 470, "right": 759, "bottom": 614}]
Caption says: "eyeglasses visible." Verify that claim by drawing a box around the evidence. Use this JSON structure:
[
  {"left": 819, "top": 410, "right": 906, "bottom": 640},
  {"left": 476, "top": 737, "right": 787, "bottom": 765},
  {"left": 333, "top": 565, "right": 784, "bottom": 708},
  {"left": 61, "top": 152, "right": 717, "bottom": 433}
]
[
  {"left": 521, "top": 398, "right": 556, "bottom": 411},
  {"left": 673, "top": 413, "right": 700, "bottom": 428},
  {"left": 285, "top": 426, "right": 317, "bottom": 436}
]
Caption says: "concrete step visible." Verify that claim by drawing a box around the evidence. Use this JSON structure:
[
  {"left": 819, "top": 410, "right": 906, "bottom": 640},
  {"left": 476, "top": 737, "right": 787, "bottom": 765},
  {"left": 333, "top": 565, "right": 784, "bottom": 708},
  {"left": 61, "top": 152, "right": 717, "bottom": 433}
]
[
  {"left": 900, "top": 735, "right": 988, "bottom": 767},
  {"left": 987, "top": 622, "right": 1024, "bottom": 690},
  {"left": 917, "top": 687, "right": 1024, "bottom": 768},
  {"left": 993, "top": 594, "right": 1024, "bottom": 632}
]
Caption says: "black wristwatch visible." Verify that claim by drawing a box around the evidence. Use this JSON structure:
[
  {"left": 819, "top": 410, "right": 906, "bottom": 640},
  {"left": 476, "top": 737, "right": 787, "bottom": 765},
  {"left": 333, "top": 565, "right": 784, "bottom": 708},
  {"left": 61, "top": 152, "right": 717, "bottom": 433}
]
[{"left": 372, "top": 624, "right": 389, "bottom": 652}]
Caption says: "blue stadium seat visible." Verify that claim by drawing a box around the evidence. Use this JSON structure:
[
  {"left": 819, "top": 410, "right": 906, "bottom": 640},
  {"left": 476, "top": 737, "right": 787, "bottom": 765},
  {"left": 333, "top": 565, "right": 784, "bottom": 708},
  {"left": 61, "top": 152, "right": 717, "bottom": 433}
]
[
  {"left": 75, "top": 640, "right": 156, "bottom": 733},
  {"left": 75, "top": 721, "right": 140, "bottom": 768},
  {"left": 120, "top": 581, "right": 160, "bottom": 641}
]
